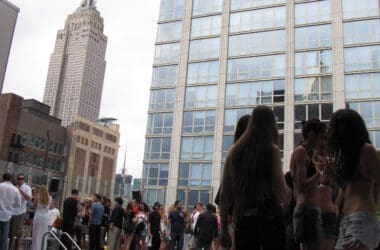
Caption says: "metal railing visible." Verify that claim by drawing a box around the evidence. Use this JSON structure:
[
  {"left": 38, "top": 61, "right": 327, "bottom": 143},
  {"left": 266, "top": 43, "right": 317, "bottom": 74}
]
[
  {"left": 41, "top": 231, "right": 66, "bottom": 250},
  {"left": 61, "top": 232, "right": 82, "bottom": 250}
]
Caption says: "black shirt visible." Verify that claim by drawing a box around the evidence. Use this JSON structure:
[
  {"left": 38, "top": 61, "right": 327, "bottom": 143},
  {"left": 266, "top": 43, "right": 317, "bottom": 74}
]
[
  {"left": 110, "top": 205, "right": 125, "bottom": 229},
  {"left": 149, "top": 211, "right": 161, "bottom": 234},
  {"left": 169, "top": 210, "right": 185, "bottom": 234},
  {"left": 62, "top": 197, "right": 78, "bottom": 226},
  {"left": 194, "top": 211, "right": 218, "bottom": 243}
]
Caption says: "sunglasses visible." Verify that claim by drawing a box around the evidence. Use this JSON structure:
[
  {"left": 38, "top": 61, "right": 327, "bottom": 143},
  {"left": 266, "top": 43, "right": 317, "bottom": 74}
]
[{"left": 17, "top": 178, "right": 24, "bottom": 180}]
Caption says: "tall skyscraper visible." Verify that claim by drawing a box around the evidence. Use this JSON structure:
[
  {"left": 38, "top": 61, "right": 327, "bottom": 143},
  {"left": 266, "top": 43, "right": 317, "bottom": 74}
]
[
  {"left": 0, "top": 0, "right": 19, "bottom": 93},
  {"left": 142, "top": 0, "right": 380, "bottom": 208},
  {"left": 43, "top": 0, "right": 107, "bottom": 126}
]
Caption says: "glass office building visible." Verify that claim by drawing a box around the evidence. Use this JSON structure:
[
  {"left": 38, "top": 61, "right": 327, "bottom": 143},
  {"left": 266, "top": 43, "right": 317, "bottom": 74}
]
[{"left": 142, "top": 0, "right": 380, "bottom": 208}]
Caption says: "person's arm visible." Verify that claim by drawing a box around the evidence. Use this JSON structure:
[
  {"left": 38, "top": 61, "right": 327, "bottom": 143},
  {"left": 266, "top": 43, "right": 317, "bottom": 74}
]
[
  {"left": 167, "top": 212, "right": 172, "bottom": 234},
  {"left": 147, "top": 213, "right": 152, "bottom": 237},
  {"left": 193, "top": 214, "right": 201, "bottom": 238},
  {"left": 363, "top": 144, "right": 380, "bottom": 204},
  {"left": 220, "top": 155, "right": 233, "bottom": 248},
  {"left": 272, "top": 145, "right": 291, "bottom": 206},
  {"left": 18, "top": 185, "right": 32, "bottom": 201},
  {"left": 294, "top": 147, "right": 320, "bottom": 192}
]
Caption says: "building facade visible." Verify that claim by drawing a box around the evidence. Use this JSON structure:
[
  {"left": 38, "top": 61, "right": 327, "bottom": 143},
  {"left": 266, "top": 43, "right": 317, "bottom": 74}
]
[
  {"left": 142, "top": 0, "right": 380, "bottom": 208},
  {"left": 0, "top": 93, "right": 67, "bottom": 205},
  {"left": 43, "top": 1, "right": 107, "bottom": 126},
  {"left": 65, "top": 116, "right": 119, "bottom": 199},
  {"left": 0, "top": 0, "right": 19, "bottom": 93}
]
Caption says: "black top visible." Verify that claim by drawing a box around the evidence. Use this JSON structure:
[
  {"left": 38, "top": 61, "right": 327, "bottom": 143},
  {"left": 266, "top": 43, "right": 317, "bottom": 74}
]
[
  {"left": 194, "top": 211, "right": 218, "bottom": 243},
  {"left": 149, "top": 211, "right": 161, "bottom": 234},
  {"left": 110, "top": 205, "right": 125, "bottom": 229},
  {"left": 62, "top": 197, "right": 78, "bottom": 226},
  {"left": 82, "top": 213, "right": 90, "bottom": 225},
  {"left": 169, "top": 210, "right": 185, "bottom": 234}
]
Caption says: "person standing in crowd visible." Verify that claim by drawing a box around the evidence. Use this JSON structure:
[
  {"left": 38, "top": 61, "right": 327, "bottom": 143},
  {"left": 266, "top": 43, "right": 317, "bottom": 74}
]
[
  {"left": 159, "top": 205, "right": 170, "bottom": 250},
  {"left": 81, "top": 197, "right": 92, "bottom": 250},
  {"left": 0, "top": 173, "right": 21, "bottom": 250},
  {"left": 135, "top": 202, "right": 149, "bottom": 250},
  {"left": 61, "top": 189, "right": 79, "bottom": 250},
  {"left": 26, "top": 186, "right": 37, "bottom": 227},
  {"left": 290, "top": 119, "right": 327, "bottom": 250},
  {"left": 123, "top": 201, "right": 137, "bottom": 250},
  {"left": 220, "top": 106, "right": 289, "bottom": 250},
  {"left": 32, "top": 186, "right": 51, "bottom": 250},
  {"left": 217, "top": 114, "right": 250, "bottom": 250},
  {"left": 9, "top": 173, "right": 32, "bottom": 250},
  {"left": 148, "top": 202, "right": 162, "bottom": 250},
  {"left": 89, "top": 193, "right": 104, "bottom": 250},
  {"left": 183, "top": 208, "right": 192, "bottom": 250},
  {"left": 328, "top": 109, "right": 380, "bottom": 250},
  {"left": 74, "top": 197, "right": 83, "bottom": 247},
  {"left": 189, "top": 202, "right": 203, "bottom": 250},
  {"left": 284, "top": 172, "right": 299, "bottom": 250},
  {"left": 194, "top": 203, "right": 217, "bottom": 250},
  {"left": 100, "top": 197, "right": 111, "bottom": 249},
  {"left": 168, "top": 200, "right": 185, "bottom": 250},
  {"left": 48, "top": 199, "right": 60, "bottom": 230},
  {"left": 108, "top": 197, "right": 124, "bottom": 250}
]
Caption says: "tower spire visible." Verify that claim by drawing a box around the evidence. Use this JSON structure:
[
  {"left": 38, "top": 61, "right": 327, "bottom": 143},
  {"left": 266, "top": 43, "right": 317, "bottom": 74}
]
[{"left": 79, "top": 0, "right": 96, "bottom": 9}]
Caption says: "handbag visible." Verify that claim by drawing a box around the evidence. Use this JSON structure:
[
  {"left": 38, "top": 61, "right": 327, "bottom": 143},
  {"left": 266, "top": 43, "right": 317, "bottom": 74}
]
[{"left": 52, "top": 216, "right": 62, "bottom": 229}]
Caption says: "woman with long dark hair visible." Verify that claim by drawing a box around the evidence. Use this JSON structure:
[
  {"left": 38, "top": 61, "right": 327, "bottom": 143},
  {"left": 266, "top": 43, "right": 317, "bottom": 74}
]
[
  {"left": 329, "top": 109, "right": 380, "bottom": 250},
  {"left": 220, "top": 106, "right": 289, "bottom": 250},
  {"left": 290, "top": 119, "right": 327, "bottom": 250}
]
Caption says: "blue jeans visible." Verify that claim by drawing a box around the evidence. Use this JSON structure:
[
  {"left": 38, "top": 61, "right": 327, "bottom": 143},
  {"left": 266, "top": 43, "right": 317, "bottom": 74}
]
[{"left": 0, "top": 220, "right": 10, "bottom": 250}]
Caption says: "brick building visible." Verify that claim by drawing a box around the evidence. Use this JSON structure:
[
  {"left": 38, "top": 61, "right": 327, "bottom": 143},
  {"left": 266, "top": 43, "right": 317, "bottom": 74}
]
[{"left": 0, "top": 93, "right": 67, "bottom": 204}]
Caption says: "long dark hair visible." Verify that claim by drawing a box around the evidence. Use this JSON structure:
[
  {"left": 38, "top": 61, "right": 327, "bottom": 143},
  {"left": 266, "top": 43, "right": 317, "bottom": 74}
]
[
  {"left": 228, "top": 105, "right": 279, "bottom": 219},
  {"left": 328, "top": 109, "right": 371, "bottom": 186},
  {"left": 234, "top": 114, "right": 251, "bottom": 143}
]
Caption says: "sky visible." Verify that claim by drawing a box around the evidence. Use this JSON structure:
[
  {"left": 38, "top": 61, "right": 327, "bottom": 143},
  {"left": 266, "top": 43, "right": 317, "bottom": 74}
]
[{"left": 3, "top": 0, "right": 161, "bottom": 178}]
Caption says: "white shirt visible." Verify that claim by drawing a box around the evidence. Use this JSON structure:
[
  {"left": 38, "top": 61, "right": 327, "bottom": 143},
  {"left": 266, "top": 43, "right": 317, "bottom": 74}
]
[
  {"left": 49, "top": 208, "right": 60, "bottom": 226},
  {"left": 191, "top": 211, "right": 200, "bottom": 230},
  {"left": 13, "top": 183, "right": 32, "bottom": 215},
  {"left": 0, "top": 181, "right": 21, "bottom": 221}
]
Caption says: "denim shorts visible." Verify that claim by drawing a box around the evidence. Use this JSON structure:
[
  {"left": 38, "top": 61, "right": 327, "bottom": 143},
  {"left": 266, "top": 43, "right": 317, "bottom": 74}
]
[
  {"left": 322, "top": 212, "right": 339, "bottom": 240},
  {"left": 335, "top": 212, "right": 380, "bottom": 250},
  {"left": 293, "top": 205, "right": 322, "bottom": 243}
]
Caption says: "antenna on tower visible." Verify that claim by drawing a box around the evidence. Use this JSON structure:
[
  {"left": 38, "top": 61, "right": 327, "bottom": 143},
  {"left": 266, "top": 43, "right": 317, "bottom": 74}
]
[{"left": 121, "top": 146, "right": 127, "bottom": 176}]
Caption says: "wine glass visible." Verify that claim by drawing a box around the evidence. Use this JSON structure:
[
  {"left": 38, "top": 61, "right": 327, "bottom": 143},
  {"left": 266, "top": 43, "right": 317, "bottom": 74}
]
[{"left": 312, "top": 155, "right": 326, "bottom": 187}]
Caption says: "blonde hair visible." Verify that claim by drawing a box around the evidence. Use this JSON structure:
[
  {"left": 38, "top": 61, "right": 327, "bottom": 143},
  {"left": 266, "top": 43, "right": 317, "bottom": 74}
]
[{"left": 38, "top": 186, "right": 49, "bottom": 206}]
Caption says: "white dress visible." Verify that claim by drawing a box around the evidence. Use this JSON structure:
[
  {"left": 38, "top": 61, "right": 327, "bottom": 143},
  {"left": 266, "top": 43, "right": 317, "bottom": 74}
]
[{"left": 32, "top": 200, "right": 51, "bottom": 250}]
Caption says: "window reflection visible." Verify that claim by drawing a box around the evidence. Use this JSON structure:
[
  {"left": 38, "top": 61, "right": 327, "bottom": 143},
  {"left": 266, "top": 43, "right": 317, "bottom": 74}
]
[
  {"left": 183, "top": 110, "right": 216, "bottom": 134},
  {"left": 159, "top": 0, "right": 184, "bottom": 21},
  {"left": 294, "top": 103, "right": 333, "bottom": 129},
  {"left": 295, "top": 25, "right": 332, "bottom": 50},
  {"left": 345, "top": 73, "right": 380, "bottom": 99},
  {"left": 152, "top": 65, "right": 177, "bottom": 87},
  {"left": 189, "top": 38, "right": 220, "bottom": 60},
  {"left": 344, "top": 20, "right": 380, "bottom": 45},
  {"left": 295, "top": 50, "right": 332, "bottom": 75},
  {"left": 344, "top": 46, "right": 380, "bottom": 72},
  {"left": 295, "top": 76, "right": 333, "bottom": 102},
  {"left": 187, "top": 61, "right": 219, "bottom": 84},
  {"left": 185, "top": 85, "right": 217, "bottom": 109},
  {"left": 191, "top": 15, "right": 222, "bottom": 38},
  {"left": 295, "top": 1, "right": 331, "bottom": 25},
  {"left": 230, "top": 7, "right": 286, "bottom": 33},
  {"left": 193, "top": 0, "right": 222, "bottom": 16},
  {"left": 227, "top": 55, "right": 285, "bottom": 81},
  {"left": 230, "top": 0, "right": 285, "bottom": 11},
  {"left": 157, "top": 21, "right": 182, "bottom": 42},
  {"left": 180, "top": 136, "right": 214, "bottom": 160},
  {"left": 342, "top": 0, "right": 379, "bottom": 19},
  {"left": 229, "top": 30, "right": 286, "bottom": 56}
]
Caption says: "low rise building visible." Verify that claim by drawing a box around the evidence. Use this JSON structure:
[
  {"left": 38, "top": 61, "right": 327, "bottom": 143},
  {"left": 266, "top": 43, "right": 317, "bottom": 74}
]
[
  {"left": 0, "top": 93, "right": 67, "bottom": 204},
  {"left": 65, "top": 116, "right": 119, "bottom": 199}
]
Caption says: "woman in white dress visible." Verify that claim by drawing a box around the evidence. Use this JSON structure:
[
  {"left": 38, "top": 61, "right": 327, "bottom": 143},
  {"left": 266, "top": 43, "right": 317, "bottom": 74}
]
[{"left": 32, "top": 185, "right": 50, "bottom": 250}]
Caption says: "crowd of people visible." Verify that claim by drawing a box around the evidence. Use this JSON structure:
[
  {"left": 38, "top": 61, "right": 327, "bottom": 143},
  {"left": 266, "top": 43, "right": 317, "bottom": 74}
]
[
  {"left": 219, "top": 106, "right": 380, "bottom": 250},
  {"left": 1, "top": 106, "right": 380, "bottom": 250}
]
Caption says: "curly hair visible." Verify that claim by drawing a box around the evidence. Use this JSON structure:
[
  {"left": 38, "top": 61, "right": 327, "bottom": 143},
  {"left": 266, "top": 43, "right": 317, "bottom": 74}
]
[
  {"left": 328, "top": 109, "right": 371, "bottom": 186},
  {"left": 301, "top": 118, "right": 327, "bottom": 140}
]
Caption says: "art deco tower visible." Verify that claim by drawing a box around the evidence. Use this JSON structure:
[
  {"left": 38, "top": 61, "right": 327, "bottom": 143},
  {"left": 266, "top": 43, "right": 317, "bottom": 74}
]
[{"left": 43, "top": 0, "right": 107, "bottom": 126}]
